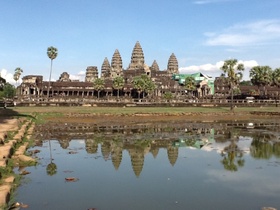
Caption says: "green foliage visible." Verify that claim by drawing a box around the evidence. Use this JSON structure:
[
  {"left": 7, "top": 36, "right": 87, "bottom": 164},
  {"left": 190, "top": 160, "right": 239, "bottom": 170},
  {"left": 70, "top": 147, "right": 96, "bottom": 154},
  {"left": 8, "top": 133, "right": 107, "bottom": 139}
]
[
  {"left": 250, "top": 66, "right": 273, "bottom": 96},
  {"left": 93, "top": 78, "right": 105, "bottom": 90},
  {"left": 14, "top": 67, "right": 23, "bottom": 85},
  {"left": 93, "top": 78, "right": 105, "bottom": 98},
  {"left": 133, "top": 74, "right": 156, "bottom": 98},
  {"left": 0, "top": 159, "right": 15, "bottom": 181},
  {"left": 163, "top": 91, "right": 173, "bottom": 100},
  {"left": 184, "top": 76, "right": 196, "bottom": 96},
  {"left": 47, "top": 46, "right": 58, "bottom": 99},
  {"left": 250, "top": 66, "right": 273, "bottom": 87},
  {"left": 221, "top": 59, "right": 244, "bottom": 110},
  {"left": 221, "top": 141, "right": 244, "bottom": 172},
  {"left": 46, "top": 162, "right": 57, "bottom": 176},
  {"left": 113, "top": 76, "right": 125, "bottom": 90},
  {"left": 47, "top": 46, "right": 58, "bottom": 60},
  {"left": 233, "top": 87, "right": 241, "bottom": 95},
  {"left": 0, "top": 83, "right": 16, "bottom": 99},
  {"left": 273, "top": 68, "right": 280, "bottom": 87},
  {"left": 221, "top": 59, "right": 244, "bottom": 88},
  {"left": 113, "top": 76, "right": 125, "bottom": 98},
  {"left": 0, "top": 75, "right": 6, "bottom": 91}
]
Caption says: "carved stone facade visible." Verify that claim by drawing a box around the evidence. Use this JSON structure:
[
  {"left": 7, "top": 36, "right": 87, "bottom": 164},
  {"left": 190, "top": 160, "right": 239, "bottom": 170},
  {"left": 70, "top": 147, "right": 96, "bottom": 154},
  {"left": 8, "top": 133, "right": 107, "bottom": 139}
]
[
  {"left": 101, "top": 57, "right": 111, "bottom": 78},
  {"left": 59, "top": 72, "right": 71, "bottom": 82},
  {"left": 111, "top": 49, "right": 123, "bottom": 78},
  {"left": 18, "top": 41, "right": 214, "bottom": 100},
  {"left": 128, "top": 41, "right": 145, "bottom": 70},
  {"left": 167, "top": 53, "right": 179, "bottom": 75},
  {"left": 85, "top": 66, "right": 98, "bottom": 82}
]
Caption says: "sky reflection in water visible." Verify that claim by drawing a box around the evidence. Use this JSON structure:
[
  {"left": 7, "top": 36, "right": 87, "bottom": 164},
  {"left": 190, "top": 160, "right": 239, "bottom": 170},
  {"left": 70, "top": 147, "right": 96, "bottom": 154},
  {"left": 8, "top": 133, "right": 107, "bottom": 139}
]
[{"left": 14, "top": 122, "right": 280, "bottom": 210}]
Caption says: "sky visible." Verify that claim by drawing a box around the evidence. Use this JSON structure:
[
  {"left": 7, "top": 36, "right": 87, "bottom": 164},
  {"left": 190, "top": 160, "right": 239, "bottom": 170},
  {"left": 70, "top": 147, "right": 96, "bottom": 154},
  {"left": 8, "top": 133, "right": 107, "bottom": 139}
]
[{"left": 1, "top": 0, "right": 280, "bottom": 85}]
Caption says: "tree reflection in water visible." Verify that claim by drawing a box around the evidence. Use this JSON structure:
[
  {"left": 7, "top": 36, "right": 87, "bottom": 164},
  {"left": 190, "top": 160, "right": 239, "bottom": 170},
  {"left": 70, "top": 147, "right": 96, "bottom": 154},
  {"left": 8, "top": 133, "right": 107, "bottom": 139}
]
[
  {"left": 46, "top": 139, "right": 57, "bottom": 176},
  {"left": 221, "top": 130, "right": 245, "bottom": 172},
  {"left": 250, "top": 132, "right": 278, "bottom": 159}
]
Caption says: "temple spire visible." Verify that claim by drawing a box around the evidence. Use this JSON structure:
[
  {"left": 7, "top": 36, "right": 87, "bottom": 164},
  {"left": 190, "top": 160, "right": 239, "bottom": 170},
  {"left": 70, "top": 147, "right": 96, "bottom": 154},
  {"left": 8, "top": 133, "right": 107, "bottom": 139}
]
[
  {"left": 111, "top": 49, "right": 123, "bottom": 77},
  {"left": 167, "top": 53, "right": 179, "bottom": 74},
  {"left": 128, "top": 41, "right": 145, "bottom": 70}
]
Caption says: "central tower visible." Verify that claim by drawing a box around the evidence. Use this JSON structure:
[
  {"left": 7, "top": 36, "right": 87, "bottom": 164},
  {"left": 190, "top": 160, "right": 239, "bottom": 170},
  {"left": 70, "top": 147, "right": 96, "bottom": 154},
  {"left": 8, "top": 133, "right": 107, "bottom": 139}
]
[{"left": 128, "top": 41, "right": 145, "bottom": 70}]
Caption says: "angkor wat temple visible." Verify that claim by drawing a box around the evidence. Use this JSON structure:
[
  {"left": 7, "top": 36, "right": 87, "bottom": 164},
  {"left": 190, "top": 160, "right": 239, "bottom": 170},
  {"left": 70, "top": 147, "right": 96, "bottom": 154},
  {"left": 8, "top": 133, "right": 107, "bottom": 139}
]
[
  {"left": 17, "top": 41, "right": 280, "bottom": 104},
  {"left": 18, "top": 41, "right": 214, "bottom": 102}
]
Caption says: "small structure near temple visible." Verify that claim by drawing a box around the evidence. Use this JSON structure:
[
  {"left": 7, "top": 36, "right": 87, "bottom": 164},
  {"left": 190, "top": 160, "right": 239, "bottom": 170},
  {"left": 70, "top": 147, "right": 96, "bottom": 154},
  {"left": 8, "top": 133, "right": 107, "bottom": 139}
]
[{"left": 17, "top": 41, "right": 213, "bottom": 103}]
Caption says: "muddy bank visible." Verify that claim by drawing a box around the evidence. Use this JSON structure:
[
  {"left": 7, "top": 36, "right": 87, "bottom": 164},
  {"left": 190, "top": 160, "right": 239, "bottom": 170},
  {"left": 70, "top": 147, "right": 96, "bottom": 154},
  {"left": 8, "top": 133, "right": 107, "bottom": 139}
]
[
  {"left": 0, "top": 118, "right": 36, "bottom": 209},
  {"left": 46, "top": 111, "right": 280, "bottom": 126}
]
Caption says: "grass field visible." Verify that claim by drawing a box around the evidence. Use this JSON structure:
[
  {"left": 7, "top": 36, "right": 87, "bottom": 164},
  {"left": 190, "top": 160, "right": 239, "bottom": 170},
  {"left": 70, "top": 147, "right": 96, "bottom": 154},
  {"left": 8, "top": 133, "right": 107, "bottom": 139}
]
[{"left": 10, "top": 106, "right": 280, "bottom": 115}]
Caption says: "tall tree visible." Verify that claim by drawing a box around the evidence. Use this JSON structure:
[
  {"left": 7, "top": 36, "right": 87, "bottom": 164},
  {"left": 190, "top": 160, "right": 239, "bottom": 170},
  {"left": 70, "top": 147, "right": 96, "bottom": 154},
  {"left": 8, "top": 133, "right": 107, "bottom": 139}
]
[
  {"left": 221, "top": 59, "right": 244, "bottom": 110},
  {"left": 142, "top": 75, "right": 156, "bottom": 98},
  {"left": 47, "top": 46, "right": 58, "bottom": 99},
  {"left": 273, "top": 68, "right": 280, "bottom": 87},
  {"left": 93, "top": 78, "right": 105, "bottom": 99},
  {"left": 133, "top": 74, "right": 155, "bottom": 99},
  {"left": 133, "top": 75, "right": 145, "bottom": 99},
  {"left": 250, "top": 66, "right": 273, "bottom": 96},
  {"left": 113, "top": 76, "right": 125, "bottom": 98},
  {"left": 46, "top": 140, "right": 57, "bottom": 176},
  {"left": 0, "top": 73, "right": 6, "bottom": 91},
  {"left": 184, "top": 76, "right": 196, "bottom": 97},
  {"left": 14, "top": 67, "right": 23, "bottom": 86}
]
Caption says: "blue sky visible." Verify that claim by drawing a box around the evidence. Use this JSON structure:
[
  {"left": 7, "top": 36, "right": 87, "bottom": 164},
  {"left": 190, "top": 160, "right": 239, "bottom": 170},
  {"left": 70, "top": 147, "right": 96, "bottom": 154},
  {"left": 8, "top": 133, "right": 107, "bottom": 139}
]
[{"left": 1, "top": 0, "right": 280, "bottom": 84}]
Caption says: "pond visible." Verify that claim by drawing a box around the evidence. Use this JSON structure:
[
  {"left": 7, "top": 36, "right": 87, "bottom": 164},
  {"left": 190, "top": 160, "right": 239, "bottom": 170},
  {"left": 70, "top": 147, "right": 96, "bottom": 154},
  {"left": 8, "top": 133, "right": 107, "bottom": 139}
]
[{"left": 13, "top": 121, "right": 280, "bottom": 210}]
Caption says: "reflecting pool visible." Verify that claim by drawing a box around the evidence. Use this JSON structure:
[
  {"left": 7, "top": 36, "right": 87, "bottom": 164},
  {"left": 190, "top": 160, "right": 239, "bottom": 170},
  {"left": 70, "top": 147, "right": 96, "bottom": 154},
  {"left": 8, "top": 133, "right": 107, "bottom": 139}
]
[{"left": 13, "top": 121, "right": 280, "bottom": 210}]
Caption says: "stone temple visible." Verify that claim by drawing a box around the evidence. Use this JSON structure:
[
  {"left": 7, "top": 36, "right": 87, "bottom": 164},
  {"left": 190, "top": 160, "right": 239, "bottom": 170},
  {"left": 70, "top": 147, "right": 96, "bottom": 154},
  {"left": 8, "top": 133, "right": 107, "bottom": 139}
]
[{"left": 18, "top": 41, "right": 213, "bottom": 101}]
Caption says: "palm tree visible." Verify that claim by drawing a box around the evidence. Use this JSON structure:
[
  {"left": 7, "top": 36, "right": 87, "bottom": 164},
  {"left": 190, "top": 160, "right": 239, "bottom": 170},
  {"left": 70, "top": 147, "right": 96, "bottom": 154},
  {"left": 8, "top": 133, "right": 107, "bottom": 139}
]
[
  {"left": 250, "top": 66, "right": 273, "bottom": 96},
  {"left": 47, "top": 46, "right": 58, "bottom": 99},
  {"left": 144, "top": 79, "right": 156, "bottom": 98},
  {"left": 46, "top": 140, "right": 57, "bottom": 176},
  {"left": 184, "top": 76, "right": 196, "bottom": 97},
  {"left": 220, "top": 131, "right": 244, "bottom": 172},
  {"left": 273, "top": 68, "right": 280, "bottom": 87},
  {"left": 14, "top": 67, "right": 23, "bottom": 86},
  {"left": 113, "top": 76, "right": 125, "bottom": 98},
  {"left": 133, "top": 75, "right": 145, "bottom": 99},
  {"left": 221, "top": 59, "right": 244, "bottom": 111},
  {"left": 93, "top": 78, "right": 105, "bottom": 99}
]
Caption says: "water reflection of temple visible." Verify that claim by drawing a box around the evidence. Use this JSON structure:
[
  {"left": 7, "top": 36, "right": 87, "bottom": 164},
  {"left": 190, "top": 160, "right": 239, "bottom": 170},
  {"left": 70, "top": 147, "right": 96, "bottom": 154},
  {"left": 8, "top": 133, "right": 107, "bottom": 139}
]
[
  {"left": 85, "top": 138, "right": 177, "bottom": 177},
  {"left": 34, "top": 121, "right": 280, "bottom": 176}
]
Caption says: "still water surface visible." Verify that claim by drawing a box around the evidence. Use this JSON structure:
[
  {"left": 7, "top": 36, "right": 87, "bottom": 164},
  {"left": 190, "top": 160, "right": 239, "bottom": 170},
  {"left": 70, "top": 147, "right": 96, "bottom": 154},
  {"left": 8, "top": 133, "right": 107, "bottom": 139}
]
[{"left": 14, "top": 121, "right": 280, "bottom": 210}]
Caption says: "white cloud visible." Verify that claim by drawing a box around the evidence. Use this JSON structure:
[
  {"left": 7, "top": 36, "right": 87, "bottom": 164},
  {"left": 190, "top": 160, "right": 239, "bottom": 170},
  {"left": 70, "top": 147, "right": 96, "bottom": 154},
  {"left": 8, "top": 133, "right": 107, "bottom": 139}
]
[
  {"left": 179, "top": 60, "right": 258, "bottom": 80},
  {"left": 205, "top": 19, "right": 280, "bottom": 46},
  {"left": 0, "top": 69, "right": 21, "bottom": 86},
  {"left": 207, "top": 169, "right": 280, "bottom": 197},
  {"left": 69, "top": 71, "right": 85, "bottom": 81}
]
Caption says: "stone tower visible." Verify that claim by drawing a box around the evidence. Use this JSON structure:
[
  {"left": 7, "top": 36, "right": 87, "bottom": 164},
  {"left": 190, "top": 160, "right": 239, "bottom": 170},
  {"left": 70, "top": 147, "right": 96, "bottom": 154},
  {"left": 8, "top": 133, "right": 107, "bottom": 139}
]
[
  {"left": 129, "top": 148, "right": 144, "bottom": 177},
  {"left": 111, "top": 49, "right": 123, "bottom": 78},
  {"left": 58, "top": 72, "right": 71, "bottom": 82},
  {"left": 151, "top": 60, "right": 160, "bottom": 71},
  {"left": 167, "top": 145, "right": 178, "bottom": 166},
  {"left": 128, "top": 41, "right": 145, "bottom": 70},
  {"left": 101, "top": 57, "right": 111, "bottom": 78},
  {"left": 167, "top": 53, "right": 179, "bottom": 74},
  {"left": 85, "top": 66, "right": 98, "bottom": 82}
]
